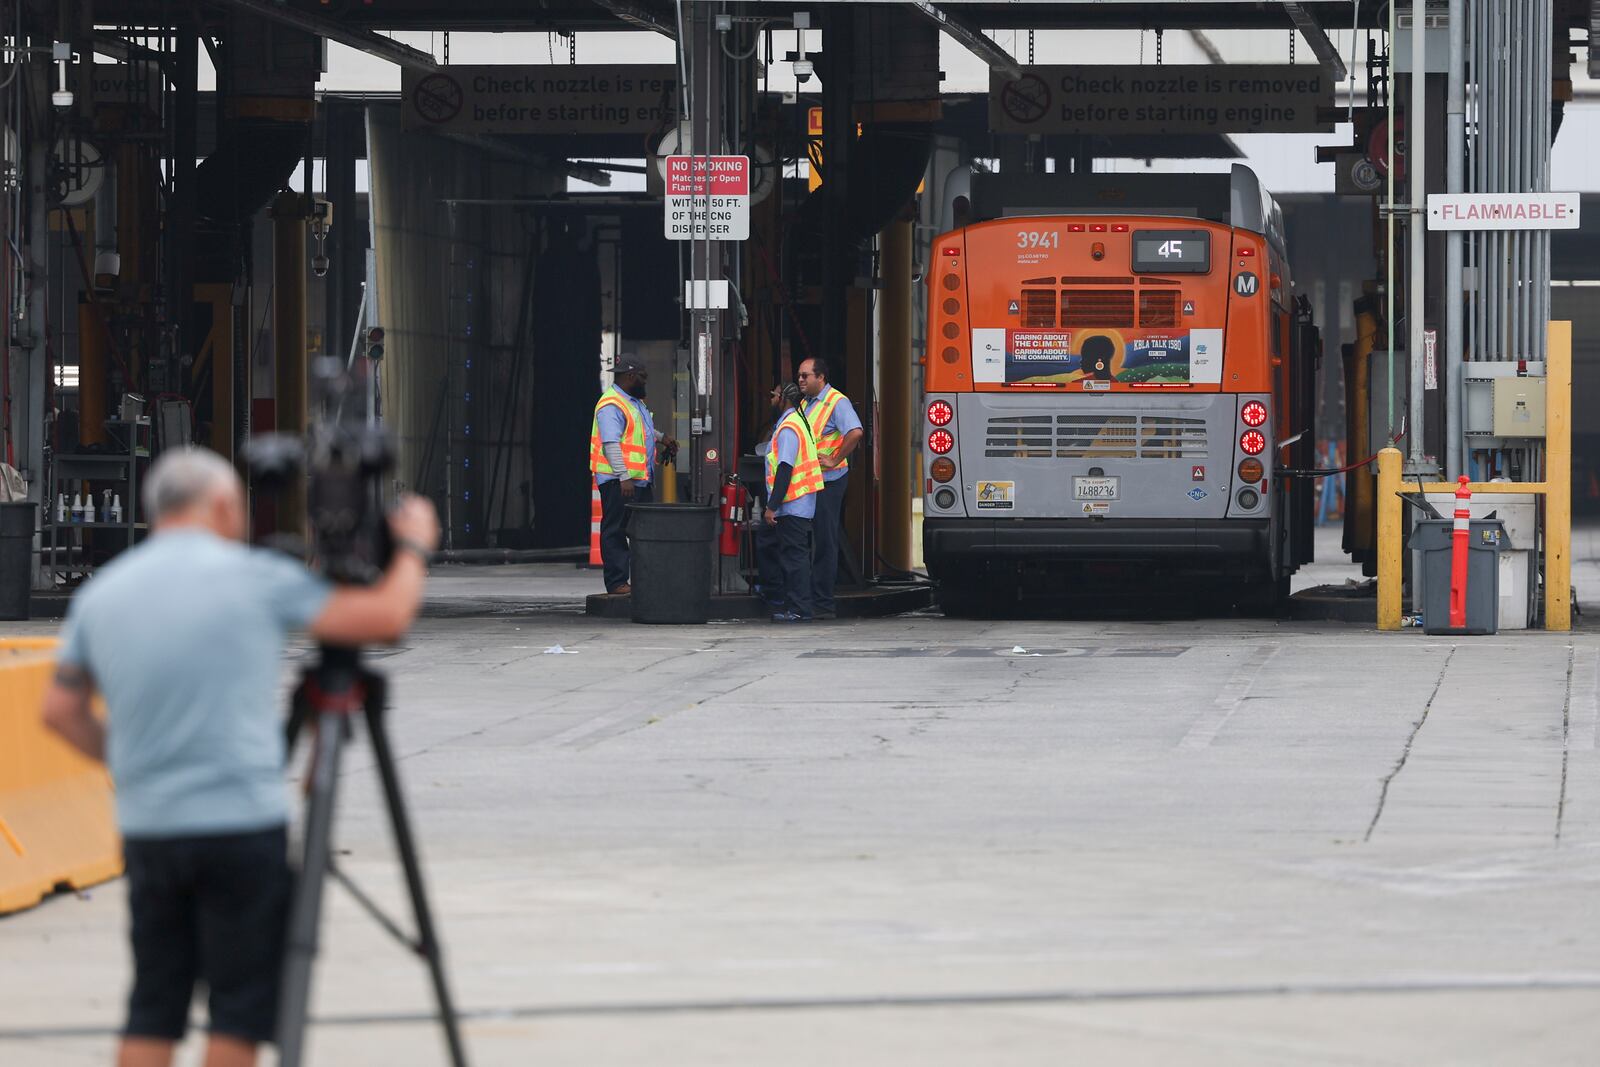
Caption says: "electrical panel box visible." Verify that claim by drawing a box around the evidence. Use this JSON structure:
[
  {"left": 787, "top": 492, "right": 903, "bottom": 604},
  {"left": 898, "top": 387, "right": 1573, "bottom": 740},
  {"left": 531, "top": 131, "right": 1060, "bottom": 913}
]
[
  {"left": 1463, "top": 361, "right": 1545, "bottom": 445},
  {"left": 1491, "top": 376, "right": 1547, "bottom": 438}
]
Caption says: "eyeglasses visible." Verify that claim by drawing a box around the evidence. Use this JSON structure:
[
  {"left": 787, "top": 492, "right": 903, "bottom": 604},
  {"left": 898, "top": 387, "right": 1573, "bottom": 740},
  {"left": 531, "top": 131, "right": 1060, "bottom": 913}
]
[{"left": 796, "top": 372, "right": 817, "bottom": 379}]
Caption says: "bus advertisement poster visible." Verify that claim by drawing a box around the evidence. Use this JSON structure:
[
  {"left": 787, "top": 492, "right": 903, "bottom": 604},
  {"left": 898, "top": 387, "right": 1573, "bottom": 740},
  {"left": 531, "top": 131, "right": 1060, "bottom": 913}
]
[{"left": 1003, "top": 330, "right": 1200, "bottom": 386}]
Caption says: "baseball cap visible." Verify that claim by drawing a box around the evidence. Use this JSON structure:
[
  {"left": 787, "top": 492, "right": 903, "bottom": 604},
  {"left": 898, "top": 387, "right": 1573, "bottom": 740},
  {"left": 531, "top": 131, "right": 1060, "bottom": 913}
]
[{"left": 615, "top": 354, "right": 648, "bottom": 376}]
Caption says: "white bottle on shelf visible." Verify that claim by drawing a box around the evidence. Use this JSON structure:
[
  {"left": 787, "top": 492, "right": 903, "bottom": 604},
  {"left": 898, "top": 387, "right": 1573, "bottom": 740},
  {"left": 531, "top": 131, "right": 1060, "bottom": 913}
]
[
  {"left": 85, "top": 496, "right": 96, "bottom": 523},
  {"left": 55, "top": 493, "right": 67, "bottom": 524},
  {"left": 72, "top": 493, "right": 85, "bottom": 523},
  {"left": 110, "top": 493, "right": 123, "bottom": 524},
  {"left": 102, "top": 490, "right": 113, "bottom": 520}
]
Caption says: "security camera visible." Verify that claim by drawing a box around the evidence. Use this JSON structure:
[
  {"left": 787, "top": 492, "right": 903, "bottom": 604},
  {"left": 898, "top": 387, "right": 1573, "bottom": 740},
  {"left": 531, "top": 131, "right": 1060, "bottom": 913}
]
[
  {"left": 311, "top": 254, "right": 329, "bottom": 277},
  {"left": 792, "top": 58, "right": 814, "bottom": 83}
]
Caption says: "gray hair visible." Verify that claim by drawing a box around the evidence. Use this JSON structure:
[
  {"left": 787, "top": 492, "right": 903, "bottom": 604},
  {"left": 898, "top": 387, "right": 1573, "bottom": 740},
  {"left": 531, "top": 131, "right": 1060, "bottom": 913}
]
[{"left": 142, "top": 447, "right": 241, "bottom": 520}]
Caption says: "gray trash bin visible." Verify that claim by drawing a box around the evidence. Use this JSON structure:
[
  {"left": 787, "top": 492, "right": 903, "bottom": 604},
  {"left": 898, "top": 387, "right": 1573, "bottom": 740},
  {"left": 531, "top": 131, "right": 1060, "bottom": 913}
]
[
  {"left": 0, "top": 501, "right": 37, "bottom": 621},
  {"left": 1413, "top": 517, "right": 1506, "bottom": 635},
  {"left": 626, "top": 503, "right": 717, "bottom": 624}
]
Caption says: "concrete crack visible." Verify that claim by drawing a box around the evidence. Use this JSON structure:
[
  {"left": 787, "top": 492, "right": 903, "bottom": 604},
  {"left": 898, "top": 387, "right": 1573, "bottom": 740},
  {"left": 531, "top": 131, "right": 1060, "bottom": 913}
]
[
  {"left": 1557, "top": 644, "right": 1575, "bottom": 842},
  {"left": 1364, "top": 645, "right": 1456, "bottom": 842}
]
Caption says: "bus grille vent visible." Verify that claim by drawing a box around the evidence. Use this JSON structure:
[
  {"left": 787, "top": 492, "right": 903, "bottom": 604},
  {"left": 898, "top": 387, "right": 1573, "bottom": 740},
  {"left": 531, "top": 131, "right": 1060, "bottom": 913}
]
[
  {"left": 1061, "top": 289, "right": 1134, "bottom": 328},
  {"left": 1139, "top": 290, "right": 1181, "bottom": 328},
  {"left": 983, "top": 414, "right": 1208, "bottom": 459}
]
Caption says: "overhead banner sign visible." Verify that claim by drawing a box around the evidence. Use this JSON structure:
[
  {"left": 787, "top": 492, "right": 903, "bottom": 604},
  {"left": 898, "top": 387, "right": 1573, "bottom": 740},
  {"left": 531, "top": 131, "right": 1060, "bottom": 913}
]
[
  {"left": 401, "top": 65, "right": 677, "bottom": 135},
  {"left": 990, "top": 65, "right": 1333, "bottom": 135},
  {"left": 1427, "top": 192, "right": 1581, "bottom": 231},
  {"left": 665, "top": 155, "right": 749, "bottom": 241}
]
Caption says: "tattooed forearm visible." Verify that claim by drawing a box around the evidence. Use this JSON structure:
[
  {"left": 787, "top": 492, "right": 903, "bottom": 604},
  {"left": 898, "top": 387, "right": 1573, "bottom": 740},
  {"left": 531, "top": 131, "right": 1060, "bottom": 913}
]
[{"left": 54, "top": 664, "right": 91, "bottom": 691}]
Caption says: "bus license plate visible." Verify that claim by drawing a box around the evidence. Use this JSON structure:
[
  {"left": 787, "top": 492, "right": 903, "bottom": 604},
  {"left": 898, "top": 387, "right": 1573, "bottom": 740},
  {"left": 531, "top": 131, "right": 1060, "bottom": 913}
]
[{"left": 1073, "top": 476, "right": 1119, "bottom": 500}]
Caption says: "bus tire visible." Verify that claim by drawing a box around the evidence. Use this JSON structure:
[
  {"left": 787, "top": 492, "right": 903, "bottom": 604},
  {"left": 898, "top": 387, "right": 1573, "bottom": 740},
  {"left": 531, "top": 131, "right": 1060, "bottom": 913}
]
[
  {"left": 938, "top": 582, "right": 994, "bottom": 619},
  {"left": 1239, "top": 576, "right": 1290, "bottom": 618}
]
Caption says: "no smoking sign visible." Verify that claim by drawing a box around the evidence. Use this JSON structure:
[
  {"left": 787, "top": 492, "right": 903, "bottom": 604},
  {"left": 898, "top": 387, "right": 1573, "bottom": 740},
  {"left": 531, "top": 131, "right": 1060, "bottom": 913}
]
[
  {"left": 1000, "top": 74, "right": 1052, "bottom": 125},
  {"left": 412, "top": 73, "right": 464, "bottom": 124}
]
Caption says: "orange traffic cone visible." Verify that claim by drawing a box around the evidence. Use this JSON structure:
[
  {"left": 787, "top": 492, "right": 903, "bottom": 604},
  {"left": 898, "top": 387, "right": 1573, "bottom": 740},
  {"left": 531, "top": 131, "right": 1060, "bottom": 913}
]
[{"left": 587, "top": 480, "right": 603, "bottom": 567}]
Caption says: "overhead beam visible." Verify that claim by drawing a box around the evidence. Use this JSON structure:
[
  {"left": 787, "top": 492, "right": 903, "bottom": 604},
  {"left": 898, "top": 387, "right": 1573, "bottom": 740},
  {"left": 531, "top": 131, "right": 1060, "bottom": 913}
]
[
  {"left": 909, "top": 1, "right": 1022, "bottom": 79},
  {"left": 1187, "top": 29, "right": 1226, "bottom": 65},
  {"left": 208, "top": 0, "right": 441, "bottom": 71},
  {"left": 1281, "top": 1, "right": 1349, "bottom": 82},
  {"left": 590, "top": 0, "right": 674, "bottom": 37}
]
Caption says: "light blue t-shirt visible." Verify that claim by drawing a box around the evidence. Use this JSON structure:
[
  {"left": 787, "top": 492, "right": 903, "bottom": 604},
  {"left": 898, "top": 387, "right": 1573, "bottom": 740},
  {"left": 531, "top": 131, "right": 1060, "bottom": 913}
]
[
  {"left": 805, "top": 387, "right": 863, "bottom": 483},
  {"left": 770, "top": 419, "right": 817, "bottom": 520},
  {"left": 57, "top": 529, "right": 331, "bottom": 838},
  {"left": 595, "top": 392, "right": 658, "bottom": 486}
]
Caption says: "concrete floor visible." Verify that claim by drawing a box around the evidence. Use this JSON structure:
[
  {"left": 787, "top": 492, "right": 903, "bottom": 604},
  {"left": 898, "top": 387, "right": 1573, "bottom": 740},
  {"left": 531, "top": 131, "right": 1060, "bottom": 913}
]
[{"left": 5, "top": 527, "right": 1600, "bottom": 1065}]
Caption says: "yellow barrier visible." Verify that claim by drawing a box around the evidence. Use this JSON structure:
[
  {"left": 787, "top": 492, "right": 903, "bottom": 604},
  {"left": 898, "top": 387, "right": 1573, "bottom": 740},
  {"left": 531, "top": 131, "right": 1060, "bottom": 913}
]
[
  {"left": 1376, "top": 321, "right": 1573, "bottom": 631},
  {"left": 0, "top": 638, "right": 122, "bottom": 914}
]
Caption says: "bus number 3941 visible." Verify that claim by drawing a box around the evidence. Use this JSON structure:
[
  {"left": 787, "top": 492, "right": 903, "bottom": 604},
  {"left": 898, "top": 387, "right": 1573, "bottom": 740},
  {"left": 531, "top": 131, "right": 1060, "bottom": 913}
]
[{"left": 1016, "top": 231, "right": 1060, "bottom": 249}]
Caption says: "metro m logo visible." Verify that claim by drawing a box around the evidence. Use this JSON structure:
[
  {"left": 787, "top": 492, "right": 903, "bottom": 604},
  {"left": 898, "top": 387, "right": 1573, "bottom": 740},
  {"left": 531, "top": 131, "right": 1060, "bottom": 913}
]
[{"left": 1233, "top": 271, "right": 1259, "bottom": 297}]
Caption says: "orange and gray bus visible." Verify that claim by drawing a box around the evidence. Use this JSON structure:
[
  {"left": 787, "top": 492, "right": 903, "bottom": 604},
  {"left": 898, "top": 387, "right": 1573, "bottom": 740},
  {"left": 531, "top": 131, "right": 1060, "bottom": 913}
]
[{"left": 921, "top": 165, "right": 1319, "bottom": 613}]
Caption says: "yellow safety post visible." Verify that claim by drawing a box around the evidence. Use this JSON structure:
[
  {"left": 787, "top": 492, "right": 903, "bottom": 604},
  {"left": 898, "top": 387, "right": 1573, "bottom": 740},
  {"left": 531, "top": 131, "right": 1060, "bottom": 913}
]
[
  {"left": 659, "top": 458, "right": 679, "bottom": 503},
  {"left": 1376, "top": 447, "right": 1404, "bottom": 630},
  {"left": 1545, "top": 320, "right": 1572, "bottom": 630}
]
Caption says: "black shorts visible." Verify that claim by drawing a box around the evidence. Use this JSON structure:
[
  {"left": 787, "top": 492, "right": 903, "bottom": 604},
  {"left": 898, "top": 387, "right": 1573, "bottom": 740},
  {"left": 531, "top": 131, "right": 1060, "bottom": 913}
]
[{"left": 122, "top": 825, "right": 291, "bottom": 1044}]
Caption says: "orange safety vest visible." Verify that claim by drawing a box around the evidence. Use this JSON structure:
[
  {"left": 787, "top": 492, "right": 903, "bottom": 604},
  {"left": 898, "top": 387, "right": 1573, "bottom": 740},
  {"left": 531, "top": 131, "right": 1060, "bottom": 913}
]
[
  {"left": 765, "top": 409, "right": 824, "bottom": 504},
  {"left": 589, "top": 386, "right": 650, "bottom": 478},
  {"left": 805, "top": 386, "right": 850, "bottom": 473}
]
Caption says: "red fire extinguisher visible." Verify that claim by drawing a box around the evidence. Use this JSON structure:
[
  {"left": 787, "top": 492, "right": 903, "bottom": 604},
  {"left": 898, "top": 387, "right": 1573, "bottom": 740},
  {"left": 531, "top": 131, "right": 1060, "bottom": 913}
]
[{"left": 720, "top": 481, "right": 744, "bottom": 557}]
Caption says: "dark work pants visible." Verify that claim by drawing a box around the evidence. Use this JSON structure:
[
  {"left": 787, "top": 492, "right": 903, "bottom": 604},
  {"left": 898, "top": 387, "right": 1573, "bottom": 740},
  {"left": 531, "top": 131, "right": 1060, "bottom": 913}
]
[
  {"left": 811, "top": 475, "right": 848, "bottom": 614},
  {"left": 598, "top": 479, "right": 653, "bottom": 591},
  {"left": 755, "top": 523, "right": 783, "bottom": 607},
  {"left": 776, "top": 514, "right": 814, "bottom": 618}
]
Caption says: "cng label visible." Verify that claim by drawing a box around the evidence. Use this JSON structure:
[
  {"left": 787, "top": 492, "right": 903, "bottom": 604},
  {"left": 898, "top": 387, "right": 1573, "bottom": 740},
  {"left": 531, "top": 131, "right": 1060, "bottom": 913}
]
[{"left": 1234, "top": 272, "right": 1259, "bottom": 297}]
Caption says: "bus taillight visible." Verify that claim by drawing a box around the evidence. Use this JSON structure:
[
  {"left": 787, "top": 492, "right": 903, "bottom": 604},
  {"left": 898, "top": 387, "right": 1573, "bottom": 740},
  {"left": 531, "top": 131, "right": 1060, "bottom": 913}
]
[
  {"left": 927, "top": 399, "right": 954, "bottom": 426},
  {"left": 1240, "top": 430, "right": 1266, "bottom": 456},
  {"left": 1238, "top": 459, "right": 1264, "bottom": 483},
  {"left": 1240, "top": 400, "right": 1268, "bottom": 427},
  {"left": 931, "top": 458, "right": 956, "bottom": 483},
  {"left": 929, "top": 429, "right": 955, "bottom": 455}
]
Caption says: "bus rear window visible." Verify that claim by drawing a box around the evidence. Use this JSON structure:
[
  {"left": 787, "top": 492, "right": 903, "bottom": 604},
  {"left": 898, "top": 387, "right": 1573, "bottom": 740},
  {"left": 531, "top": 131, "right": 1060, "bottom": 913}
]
[{"left": 1131, "top": 230, "right": 1210, "bottom": 274}]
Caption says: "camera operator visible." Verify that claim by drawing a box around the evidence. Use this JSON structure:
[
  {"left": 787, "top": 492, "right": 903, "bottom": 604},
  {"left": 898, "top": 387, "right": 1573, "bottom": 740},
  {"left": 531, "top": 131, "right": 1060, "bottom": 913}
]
[{"left": 40, "top": 446, "right": 439, "bottom": 1067}]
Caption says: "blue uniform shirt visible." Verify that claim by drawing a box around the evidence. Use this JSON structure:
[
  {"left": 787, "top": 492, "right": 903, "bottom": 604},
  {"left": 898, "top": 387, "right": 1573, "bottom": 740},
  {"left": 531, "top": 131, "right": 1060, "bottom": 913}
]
[
  {"left": 806, "top": 387, "right": 862, "bottom": 484},
  {"left": 596, "top": 390, "right": 657, "bottom": 485},
  {"left": 770, "top": 414, "right": 817, "bottom": 520},
  {"left": 57, "top": 529, "right": 332, "bottom": 837}
]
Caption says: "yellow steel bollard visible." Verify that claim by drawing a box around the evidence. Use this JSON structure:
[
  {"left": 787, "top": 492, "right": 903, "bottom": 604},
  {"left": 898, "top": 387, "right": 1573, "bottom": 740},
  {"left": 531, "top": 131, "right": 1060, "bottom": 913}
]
[
  {"left": 1546, "top": 321, "right": 1572, "bottom": 631},
  {"left": 1376, "top": 447, "right": 1404, "bottom": 631},
  {"left": 659, "top": 459, "right": 679, "bottom": 503}
]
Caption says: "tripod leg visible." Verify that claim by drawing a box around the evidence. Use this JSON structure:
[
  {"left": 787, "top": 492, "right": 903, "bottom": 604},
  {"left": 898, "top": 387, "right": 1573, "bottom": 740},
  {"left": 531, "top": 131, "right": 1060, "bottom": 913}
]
[
  {"left": 363, "top": 688, "right": 471, "bottom": 1067},
  {"left": 276, "top": 713, "right": 348, "bottom": 1067}
]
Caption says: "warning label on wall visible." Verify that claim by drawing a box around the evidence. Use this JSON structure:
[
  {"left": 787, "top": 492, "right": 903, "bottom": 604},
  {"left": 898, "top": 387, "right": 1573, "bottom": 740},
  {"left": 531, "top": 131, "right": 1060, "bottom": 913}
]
[
  {"left": 401, "top": 65, "right": 678, "bottom": 135},
  {"left": 989, "top": 65, "right": 1333, "bottom": 134}
]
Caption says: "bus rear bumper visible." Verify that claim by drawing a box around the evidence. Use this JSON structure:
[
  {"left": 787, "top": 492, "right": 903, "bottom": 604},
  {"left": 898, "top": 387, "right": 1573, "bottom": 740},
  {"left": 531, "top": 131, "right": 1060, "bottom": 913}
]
[{"left": 923, "top": 517, "right": 1269, "bottom": 574}]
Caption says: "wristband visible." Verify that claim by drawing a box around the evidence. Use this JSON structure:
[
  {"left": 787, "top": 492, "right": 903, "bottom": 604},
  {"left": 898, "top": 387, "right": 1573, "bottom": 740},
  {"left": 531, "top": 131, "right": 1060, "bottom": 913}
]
[{"left": 395, "top": 538, "right": 432, "bottom": 564}]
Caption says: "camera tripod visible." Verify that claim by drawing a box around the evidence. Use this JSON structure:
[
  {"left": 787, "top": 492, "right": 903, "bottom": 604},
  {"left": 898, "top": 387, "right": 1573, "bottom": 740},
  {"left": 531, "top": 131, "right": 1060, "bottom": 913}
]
[{"left": 276, "top": 645, "right": 469, "bottom": 1067}]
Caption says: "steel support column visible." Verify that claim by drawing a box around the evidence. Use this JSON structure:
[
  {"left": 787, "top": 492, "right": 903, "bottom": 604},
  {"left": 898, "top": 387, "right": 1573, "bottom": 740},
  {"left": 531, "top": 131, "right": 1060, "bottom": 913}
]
[
  {"left": 878, "top": 215, "right": 914, "bottom": 573},
  {"left": 272, "top": 192, "right": 308, "bottom": 533},
  {"left": 1405, "top": 0, "right": 1427, "bottom": 470}
]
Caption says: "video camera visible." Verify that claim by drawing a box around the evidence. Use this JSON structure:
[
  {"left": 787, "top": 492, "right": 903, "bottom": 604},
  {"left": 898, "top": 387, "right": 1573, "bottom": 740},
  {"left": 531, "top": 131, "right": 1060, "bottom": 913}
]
[{"left": 245, "top": 357, "right": 395, "bottom": 585}]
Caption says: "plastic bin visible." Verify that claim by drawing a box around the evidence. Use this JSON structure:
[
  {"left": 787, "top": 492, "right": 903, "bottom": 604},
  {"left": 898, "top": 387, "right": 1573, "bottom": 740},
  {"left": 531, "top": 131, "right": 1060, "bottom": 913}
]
[
  {"left": 626, "top": 503, "right": 717, "bottom": 624},
  {"left": 1413, "top": 517, "right": 1506, "bottom": 635},
  {"left": 0, "top": 502, "right": 37, "bottom": 621}
]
